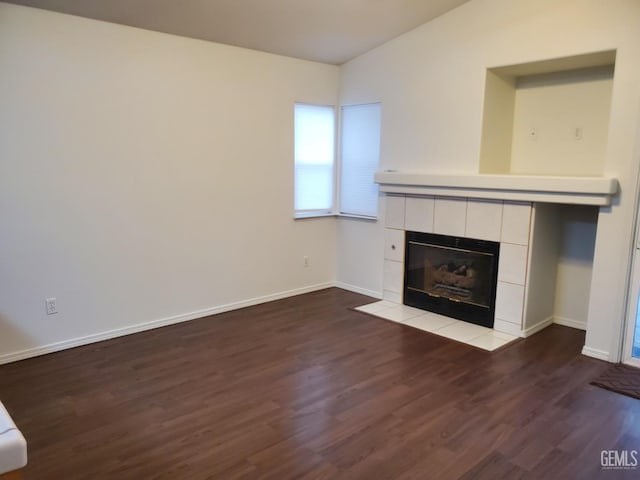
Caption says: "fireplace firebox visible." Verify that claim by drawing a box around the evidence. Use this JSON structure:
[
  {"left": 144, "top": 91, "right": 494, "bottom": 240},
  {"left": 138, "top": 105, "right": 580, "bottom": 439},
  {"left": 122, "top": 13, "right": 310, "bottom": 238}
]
[{"left": 404, "top": 231, "right": 500, "bottom": 328}]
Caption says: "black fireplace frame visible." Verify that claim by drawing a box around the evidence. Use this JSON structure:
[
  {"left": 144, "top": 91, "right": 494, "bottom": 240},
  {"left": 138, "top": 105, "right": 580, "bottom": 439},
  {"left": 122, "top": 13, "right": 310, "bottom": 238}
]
[{"left": 403, "top": 231, "right": 500, "bottom": 328}]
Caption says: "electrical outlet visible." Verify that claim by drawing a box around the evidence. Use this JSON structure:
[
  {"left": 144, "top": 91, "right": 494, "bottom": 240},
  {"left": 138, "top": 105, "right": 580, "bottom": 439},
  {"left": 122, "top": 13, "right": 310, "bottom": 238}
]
[
  {"left": 574, "top": 127, "right": 583, "bottom": 140},
  {"left": 304, "top": 256, "right": 309, "bottom": 268},
  {"left": 46, "top": 297, "right": 58, "bottom": 315}
]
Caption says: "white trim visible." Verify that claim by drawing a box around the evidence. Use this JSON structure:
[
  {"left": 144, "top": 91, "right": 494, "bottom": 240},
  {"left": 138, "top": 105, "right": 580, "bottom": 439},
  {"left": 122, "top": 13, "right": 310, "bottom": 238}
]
[
  {"left": 335, "top": 281, "right": 382, "bottom": 299},
  {"left": 493, "top": 319, "right": 522, "bottom": 337},
  {"left": 623, "top": 356, "right": 640, "bottom": 368},
  {"left": 0, "top": 282, "right": 335, "bottom": 366},
  {"left": 581, "top": 345, "right": 611, "bottom": 361},
  {"left": 375, "top": 172, "right": 617, "bottom": 194},
  {"left": 294, "top": 212, "right": 336, "bottom": 219},
  {"left": 375, "top": 172, "right": 617, "bottom": 206},
  {"left": 337, "top": 213, "right": 378, "bottom": 221},
  {"left": 522, "top": 316, "right": 554, "bottom": 337},
  {"left": 553, "top": 316, "right": 587, "bottom": 331}
]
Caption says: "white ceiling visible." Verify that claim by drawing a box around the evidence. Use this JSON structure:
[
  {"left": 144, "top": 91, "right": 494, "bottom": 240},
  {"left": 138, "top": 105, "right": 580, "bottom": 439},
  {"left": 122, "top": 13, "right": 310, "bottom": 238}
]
[{"left": 4, "top": 0, "right": 471, "bottom": 64}]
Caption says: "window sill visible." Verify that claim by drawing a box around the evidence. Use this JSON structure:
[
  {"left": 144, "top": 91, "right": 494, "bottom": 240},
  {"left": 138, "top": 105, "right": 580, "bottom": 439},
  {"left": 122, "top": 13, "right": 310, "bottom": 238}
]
[
  {"left": 337, "top": 213, "right": 378, "bottom": 221},
  {"left": 294, "top": 212, "right": 336, "bottom": 220},
  {"left": 293, "top": 212, "right": 379, "bottom": 221}
]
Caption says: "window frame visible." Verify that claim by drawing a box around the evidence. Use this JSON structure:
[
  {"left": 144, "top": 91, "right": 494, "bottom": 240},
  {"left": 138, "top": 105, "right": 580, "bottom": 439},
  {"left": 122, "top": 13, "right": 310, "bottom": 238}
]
[
  {"left": 337, "top": 102, "right": 382, "bottom": 220},
  {"left": 293, "top": 102, "right": 338, "bottom": 219}
]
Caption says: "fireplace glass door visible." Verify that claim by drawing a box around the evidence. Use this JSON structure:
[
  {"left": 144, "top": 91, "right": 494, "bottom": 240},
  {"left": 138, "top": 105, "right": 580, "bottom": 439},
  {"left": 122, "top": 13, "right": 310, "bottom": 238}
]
[{"left": 404, "top": 231, "right": 500, "bottom": 328}]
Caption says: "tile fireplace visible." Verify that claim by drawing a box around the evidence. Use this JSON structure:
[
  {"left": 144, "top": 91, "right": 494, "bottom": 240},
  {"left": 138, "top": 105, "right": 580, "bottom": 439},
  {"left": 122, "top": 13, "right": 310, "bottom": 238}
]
[
  {"left": 374, "top": 171, "right": 618, "bottom": 355},
  {"left": 383, "top": 195, "right": 560, "bottom": 338}
]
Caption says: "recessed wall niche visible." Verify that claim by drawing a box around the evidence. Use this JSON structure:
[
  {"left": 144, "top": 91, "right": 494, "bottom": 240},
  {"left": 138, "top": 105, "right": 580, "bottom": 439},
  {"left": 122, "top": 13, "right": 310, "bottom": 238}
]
[{"left": 479, "top": 50, "right": 616, "bottom": 176}]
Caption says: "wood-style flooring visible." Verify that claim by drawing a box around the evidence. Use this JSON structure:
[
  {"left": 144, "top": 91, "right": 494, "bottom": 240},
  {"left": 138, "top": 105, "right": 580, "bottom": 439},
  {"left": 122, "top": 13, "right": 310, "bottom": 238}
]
[{"left": 1, "top": 288, "right": 639, "bottom": 479}]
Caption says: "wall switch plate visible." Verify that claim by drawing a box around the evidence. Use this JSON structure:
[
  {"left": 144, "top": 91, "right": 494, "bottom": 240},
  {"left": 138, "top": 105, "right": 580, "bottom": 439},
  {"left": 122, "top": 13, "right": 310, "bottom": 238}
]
[{"left": 46, "top": 297, "right": 58, "bottom": 315}]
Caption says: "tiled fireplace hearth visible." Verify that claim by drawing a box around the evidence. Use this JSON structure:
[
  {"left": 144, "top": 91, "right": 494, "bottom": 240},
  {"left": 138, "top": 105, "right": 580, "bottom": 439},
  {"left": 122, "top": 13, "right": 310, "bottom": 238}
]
[{"left": 380, "top": 194, "right": 558, "bottom": 338}]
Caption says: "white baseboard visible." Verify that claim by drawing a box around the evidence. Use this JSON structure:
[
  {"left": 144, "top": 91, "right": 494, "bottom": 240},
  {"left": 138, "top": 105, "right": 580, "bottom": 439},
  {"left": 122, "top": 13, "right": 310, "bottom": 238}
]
[
  {"left": 522, "top": 316, "right": 554, "bottom": 338},
  {"left": 623, "top": 357, "right": 640, "bottom": 368},
  {"left": 553, "top": 316, "right": 587, "bottom": 331},
  {"left": 334, "top": 282, "right": 382, "bottom": 299},
  {"left": 581, "top": 346, "right": 611, "bottom": 362},
  {"left": 493, "top": 319, "right": 522, "bottom": 337},
  {"left": 383, "top": 290, "right": 402, "bottom": 304},
  {"left": 0, "top": 282, "right": 335, "bottom": 366}
]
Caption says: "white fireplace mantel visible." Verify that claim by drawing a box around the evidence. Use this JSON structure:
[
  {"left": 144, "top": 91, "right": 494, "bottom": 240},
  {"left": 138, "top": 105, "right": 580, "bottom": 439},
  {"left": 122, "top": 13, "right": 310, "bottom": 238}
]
[{"left": 374, "top": 171, "right": 619, "bottom": 206}]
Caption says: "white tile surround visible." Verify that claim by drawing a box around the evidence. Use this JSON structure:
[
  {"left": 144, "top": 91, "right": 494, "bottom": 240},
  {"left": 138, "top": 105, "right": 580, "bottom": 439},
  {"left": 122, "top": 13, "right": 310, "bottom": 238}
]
[
  {"left": 381, "top": 193, "right": 538, "bottom": 338},
  {"left": 355, "top": 301, "right": 518, "bottom": 351}
]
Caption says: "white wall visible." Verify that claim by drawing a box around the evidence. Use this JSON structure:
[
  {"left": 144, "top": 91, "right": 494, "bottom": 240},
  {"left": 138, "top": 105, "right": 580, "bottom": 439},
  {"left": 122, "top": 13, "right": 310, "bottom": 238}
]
[
  {"left": 335, "top": 198, "right": 385, "bottom": 297},
  {"left": 0, "top": 4, "right": 339, "bottom": 362},
  {"left": 553, "top": 206, "right": 598, "bottom": 330},
  {"left": 337, "top": 0, "right": 640, "bottom": 361},
  {"left": 510, "top": 69, "right": 613, "bottom": 176}
]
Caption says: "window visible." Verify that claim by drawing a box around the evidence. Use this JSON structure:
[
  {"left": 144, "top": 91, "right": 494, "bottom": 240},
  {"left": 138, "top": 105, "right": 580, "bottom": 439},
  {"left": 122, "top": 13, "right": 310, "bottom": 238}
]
[
  {"left": 293, "top": 102, "right": 381, "bottom": 219},
  {"left": 339, "top": 103, "right": 381, "bottom": 218},
  {"left": 294, "top": 103, "right": 335, "bottom": 217}
]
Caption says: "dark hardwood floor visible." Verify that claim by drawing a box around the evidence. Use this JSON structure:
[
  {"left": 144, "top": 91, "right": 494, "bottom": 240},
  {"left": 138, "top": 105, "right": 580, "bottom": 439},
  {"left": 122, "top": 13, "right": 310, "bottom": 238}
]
[{"left": 1, "top": 288, "right": 638, "bottom": 479}]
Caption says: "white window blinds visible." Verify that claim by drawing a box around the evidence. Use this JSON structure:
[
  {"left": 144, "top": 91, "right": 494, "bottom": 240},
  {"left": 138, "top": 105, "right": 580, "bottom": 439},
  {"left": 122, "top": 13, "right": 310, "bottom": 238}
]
[
  {"left": 339, "top": 103, "right": 381, "bottom": 218},
  {"left": 294, "top": 104, "right": 335, "bottom": 215}
]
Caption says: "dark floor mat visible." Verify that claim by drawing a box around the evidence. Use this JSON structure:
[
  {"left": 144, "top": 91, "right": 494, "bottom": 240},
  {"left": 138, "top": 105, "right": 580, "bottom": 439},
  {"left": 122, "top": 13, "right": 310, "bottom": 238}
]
[{"left": 591, "top": 363, "right": 640, "bottom": 400}]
